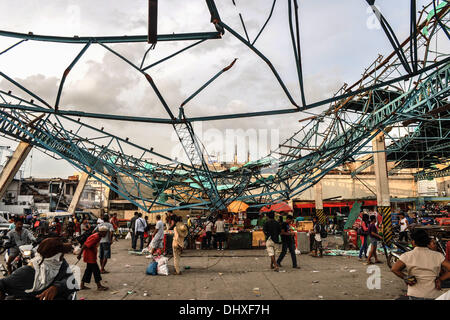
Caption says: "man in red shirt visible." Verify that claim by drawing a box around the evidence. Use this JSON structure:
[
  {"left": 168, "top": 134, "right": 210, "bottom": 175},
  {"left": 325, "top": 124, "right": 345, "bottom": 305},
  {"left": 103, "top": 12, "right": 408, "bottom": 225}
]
[
  {"left": 110, "top": 213, "right": 119, "bottom": 242},
  {"left": 77, "top": 226, "right": 109, "bottom": 291}
]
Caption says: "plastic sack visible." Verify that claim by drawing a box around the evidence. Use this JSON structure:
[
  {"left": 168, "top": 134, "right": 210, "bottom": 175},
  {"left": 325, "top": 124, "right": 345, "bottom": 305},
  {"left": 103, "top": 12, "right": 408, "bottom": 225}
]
[
  {"left": 146, "top": 261, "right": 158, "bottom": 275},
  {"left": 295, "top": 249, "right": 301, "bottom": 255},
  {"left": 156, "top": 256, "right": 169, "bottom": 276},
  {"left": 125, "top": 232, "right": 131, "bottom": 240},
  {"left": 157, "top": 263, "right": 169, "bottom": 276}
]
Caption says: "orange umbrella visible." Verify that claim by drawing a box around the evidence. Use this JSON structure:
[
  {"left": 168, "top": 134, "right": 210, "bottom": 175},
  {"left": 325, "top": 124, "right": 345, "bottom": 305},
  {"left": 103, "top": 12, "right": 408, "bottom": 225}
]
[{"left": 227, "top": 201, "right": 249, "bottom": 213}]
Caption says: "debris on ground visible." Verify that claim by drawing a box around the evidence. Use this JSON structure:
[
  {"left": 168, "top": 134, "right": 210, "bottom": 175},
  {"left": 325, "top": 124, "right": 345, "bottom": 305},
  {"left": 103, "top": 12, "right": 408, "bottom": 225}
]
[
  {"left": 349, "top": 269, "right": 357, "bottom": 273},
  {"left": 313, "top": 280, "right": 319, "bottom": 283},
  {"left": 218, "top": 273, "right": 223, "bottom": 276},
  {"left": 253, "top": 288, "right": 261, "bottom": 296},
  {"left": 110, "top": 290, "right": 119, "bottom": 295}
]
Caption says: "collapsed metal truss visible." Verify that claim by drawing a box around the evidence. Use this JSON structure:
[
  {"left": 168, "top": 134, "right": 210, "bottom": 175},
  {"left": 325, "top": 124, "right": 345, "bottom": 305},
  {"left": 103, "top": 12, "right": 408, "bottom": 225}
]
[{"left": 0, "top": 0, "right": 448, "bottom": 218}]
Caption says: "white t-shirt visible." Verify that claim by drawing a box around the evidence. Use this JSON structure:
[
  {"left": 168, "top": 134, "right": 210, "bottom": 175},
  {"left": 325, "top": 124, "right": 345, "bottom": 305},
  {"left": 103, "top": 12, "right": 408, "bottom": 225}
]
[
  {"left": 154, "top": 220, "right": 165, "bottom": 241},
  {"left": 400, "top": 247, "right": 445, "bottom": 299},
  {"left": 214, "top": 220, "right": 225, "bottom": 233},
  {"left": 205, "top": 221, "right": 213, "bottom": 232},
  {"left": 400, "top": 218, "right": 408, "bottom": 232}
]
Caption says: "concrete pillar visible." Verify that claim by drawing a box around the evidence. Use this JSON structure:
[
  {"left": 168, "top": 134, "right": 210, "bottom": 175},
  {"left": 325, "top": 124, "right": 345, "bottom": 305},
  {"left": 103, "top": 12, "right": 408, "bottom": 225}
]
[
  {"left": 0, "top": 141, "right": 32, "bottom": 200},
  {"left": 102, "top": 184, "right": 111, "bottom": 212},
  {"left": 372, "top": 132, "right": 393, "bottom": 245},
  {"left": 68, "top": 169, "right": 91, "bottom": 214},
  {"left": 314, "top": 180, "right": 326, "bottom": 224}
]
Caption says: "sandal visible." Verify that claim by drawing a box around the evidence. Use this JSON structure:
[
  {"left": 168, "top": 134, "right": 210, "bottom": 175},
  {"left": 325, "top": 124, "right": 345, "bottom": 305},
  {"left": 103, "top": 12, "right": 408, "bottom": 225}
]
[
  {"left": 80, "top": 286, "right": 91, "bottom": 290},
  {"left": 97, "top": 286, "right": 109, "bottom": 291},
  {"left": 374, "top": 260, "right": 382, "bottom": 264},
  {"left": 100, "top": 270, "right": 110, "bottom": 274}
]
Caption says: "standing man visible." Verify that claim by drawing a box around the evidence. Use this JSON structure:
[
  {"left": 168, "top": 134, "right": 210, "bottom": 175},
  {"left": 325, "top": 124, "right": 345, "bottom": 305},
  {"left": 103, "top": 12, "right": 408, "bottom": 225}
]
[
  {"left": 204, "top": 218, "right": 214, "bottom": 249},
  {"left": 399, "top": 212, "right": 409, "bottom": 242},
  {"left": 77, "top": 226, "right": 109, "bottom": 291},
  {"left": 311, "top": 216, "right": 323, "bottom": 258},
  {"left": 4, "top": 219, "right": 36, "bottom": 275},
  {"left": 94, "top": 215, "right": 115, "bottom": 274},
  {"left": 263, "top": 211, "right": 281, "bottom": 272},
  {"left": 172, "top": 216, "right": 188, "bottom": 275},
  {"left": 110, "top": 213, "right": 119, "bottom": 242},
  {"left": 149, "top": 214, "right": 165, "bottom": 256},
  {"left": 132, "top": 213, "right": 147, "bottom": 252},
  {"left": 129, "top": 212, "right": 139, "bottom": 249},
  {"left": 277, "top": 215, "right": 299, "bottom": 269},
  {"left": 214, "top": 214, "right": 226, "bottom": 251}
]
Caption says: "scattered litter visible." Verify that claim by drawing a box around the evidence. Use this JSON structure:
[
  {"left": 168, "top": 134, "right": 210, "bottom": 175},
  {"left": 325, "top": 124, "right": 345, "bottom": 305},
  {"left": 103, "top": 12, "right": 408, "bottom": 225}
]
[
  {"left": 253, "top": 288, "right": 261, "bottom": 296},
  {"left": 110, "top": 290, "right": 119, "bottom": 295},
  {"left": 184, "top": 266, "right": 191, "bottom": 270},
  {"left": 143, "top": 293, "right": 148, "bottom": 297},
  {"left": 123, "top": 283, "right": 128, "bottom": 286},
  {"left": 204, "top": 287, "right": 208, "bottom": 289},
  {"left": 349, "top": 269, "right": 357, "bottom": 273},
  {"left": 125, "top": 264, "right": 131, "bottom": 268},
  {"left": 218, "top": 273, "right": 223, "bottom": 276},
  {"left": 279, "top": 270, "right": 286, "bottom": 273},
  {"left": 312, "top": 280, "right": 319, "bottom": 283},
  {"left": 312, "top": 270, "right": 320, "bottom": 273},
  {"left": 295, "top": 249, "right": 301, "bottom": 255},
  {"left": 127, "top": 291, "right": 134, "bottom": 295},
  {"left": 80, "top": 297, "right": 85, "bottom": 301},
  {"left": 318, "top": 296, "right": 324, "bottom": 299}
]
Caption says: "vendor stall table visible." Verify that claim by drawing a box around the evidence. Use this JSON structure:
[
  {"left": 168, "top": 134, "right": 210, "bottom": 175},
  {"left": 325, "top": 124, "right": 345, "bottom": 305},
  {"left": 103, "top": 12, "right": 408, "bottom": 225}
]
[
  {"left": 227, "top": 231, "right": 252, "bottom": 249},
  {"left": 252, "top": 230, "right": 266, "bottom": 248}
]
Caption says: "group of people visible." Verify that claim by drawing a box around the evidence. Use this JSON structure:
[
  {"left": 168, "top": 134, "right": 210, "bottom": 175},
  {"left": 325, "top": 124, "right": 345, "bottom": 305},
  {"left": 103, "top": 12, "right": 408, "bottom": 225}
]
[{"left": 128, "top": 212, "right": 189, "bottom": 275}]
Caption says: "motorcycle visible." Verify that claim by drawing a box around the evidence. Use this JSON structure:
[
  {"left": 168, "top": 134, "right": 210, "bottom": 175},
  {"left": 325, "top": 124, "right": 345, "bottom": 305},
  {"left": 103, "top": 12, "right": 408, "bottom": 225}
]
[
  {"left": 0, "top": 231, "right": 8, "bottom": 255},
  {"left": 2, "top": 243, "right": 37, "bottom": 276}
]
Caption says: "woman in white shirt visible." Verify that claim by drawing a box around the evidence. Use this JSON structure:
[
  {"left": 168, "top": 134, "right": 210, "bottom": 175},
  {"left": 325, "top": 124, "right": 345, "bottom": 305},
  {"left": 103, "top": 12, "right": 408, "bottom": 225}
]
[{"left": 391, "top": 229, "right": 450, "bottom": 299}]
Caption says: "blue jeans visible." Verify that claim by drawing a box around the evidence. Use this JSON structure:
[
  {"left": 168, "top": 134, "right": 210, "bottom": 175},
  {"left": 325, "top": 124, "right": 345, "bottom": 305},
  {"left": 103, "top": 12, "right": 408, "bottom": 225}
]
[{"left": 359, "top": 235, "right": 368, "bottom": 258}]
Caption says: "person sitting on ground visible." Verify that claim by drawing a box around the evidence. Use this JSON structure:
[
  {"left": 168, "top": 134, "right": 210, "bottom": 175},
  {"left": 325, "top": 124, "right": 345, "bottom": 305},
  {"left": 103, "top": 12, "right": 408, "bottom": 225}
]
[
  {"left": 391, "top": 229, "right": 450, "bottom": 299},
  {"left": 77, "top": 225, "right": 109, "bottom": 291},
  {"left": 4, "top": 219, "right": 37, "bottom": 275},
  {"left": 365, "top": 215, "right": 383, "bottom": 265},
  {"left": 263, "top": 211, "right": 281, "bottom": 271},
  {"left": 93, "top": 215, "right": 115, "bottom": 274},
  {"left": 149, "top": 214, "right": 165, "bottom": 256},
  {"left": 310, "top": 216, "right": 323, "bottom": 258},
  {"left": 172, "top": 216, "right": 188, "bottom": 275},
  {"left": 0, "top": 237, "right": 76, "bottom": 300}
]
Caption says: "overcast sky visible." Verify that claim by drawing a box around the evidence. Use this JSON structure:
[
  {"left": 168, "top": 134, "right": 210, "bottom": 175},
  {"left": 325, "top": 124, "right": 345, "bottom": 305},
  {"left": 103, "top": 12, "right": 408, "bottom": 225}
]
[{"left": 0, "top": 0, "right": 438, "bottom": 177}]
